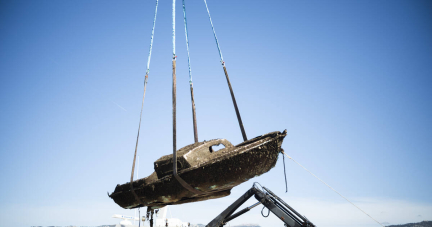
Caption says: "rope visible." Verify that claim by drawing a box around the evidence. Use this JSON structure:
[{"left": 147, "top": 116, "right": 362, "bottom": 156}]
[
  {"left": 172, "top": 0, "right": 176, "bottom": 59},
  {"left": 130, "top": 0, "right": 159, "bottom": 205},
  {"left": 280, "top": 150, "right": 384, "bottom": 227},
  {"left": 182, "top": 0, "right": 192, "bottom": 84},
  {"left": 282, "top": 153, "right": 288, "bottom": 193},
  {"left": 203, "top": 0, "right": 224, "bottom": 64},
  {"left": 145, "top": 0, "right": 159, "bottom": 75},
  {"left": 261, "top": 206, "right": 270, "bottom": 218}
]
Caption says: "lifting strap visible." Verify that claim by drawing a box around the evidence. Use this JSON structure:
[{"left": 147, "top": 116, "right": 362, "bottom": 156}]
[
  {"left": 203, "top": 0, "right": 247, "bottom": 142},
  {"left": 173, "top": 0, "right": 205, "bottom": 195},
  {"left": 183, "top": 0, "right": 199, "bottom": 143},
  {"left": 130, "top": 0, "right": 159, "bottom": 205}
]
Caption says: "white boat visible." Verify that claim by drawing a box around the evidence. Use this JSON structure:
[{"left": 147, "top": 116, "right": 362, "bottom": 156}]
[
  {"left": 154, "top": 206, "right": 189, "bottom": 227},
  {"left": 113, "top": 206, "right": 189, "bottom": 227}
]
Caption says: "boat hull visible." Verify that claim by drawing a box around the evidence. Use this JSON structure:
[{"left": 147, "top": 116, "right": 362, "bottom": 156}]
[{"left": 110, "top": 130, "right": 286, "bottom": 209}]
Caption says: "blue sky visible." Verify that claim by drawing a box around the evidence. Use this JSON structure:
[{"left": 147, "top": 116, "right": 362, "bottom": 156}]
[{"left": 1, "top": 1, "right": 431, "bottom": 226}]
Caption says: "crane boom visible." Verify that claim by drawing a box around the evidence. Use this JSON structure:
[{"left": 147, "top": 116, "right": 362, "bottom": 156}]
[{"left": 206, "top": 184, "right": 315, "bottom": 227}]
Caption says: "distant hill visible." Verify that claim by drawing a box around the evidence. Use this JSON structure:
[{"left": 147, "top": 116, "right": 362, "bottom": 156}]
[
  {"left": 190, "top": 224, "right": 205, "bottom": 227},
  {"left": 386, "top": 221, "right": 432, "bottom": 227}
]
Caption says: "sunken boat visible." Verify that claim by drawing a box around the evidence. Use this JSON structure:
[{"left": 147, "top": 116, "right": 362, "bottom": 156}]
[{"left": 109, "top": 130, "right": 287, "bottom": 209}]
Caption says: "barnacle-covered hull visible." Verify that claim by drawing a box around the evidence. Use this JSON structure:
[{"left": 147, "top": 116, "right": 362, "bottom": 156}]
[{"left": 109, "top": 130, "right": 287, "bottom": 209}]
